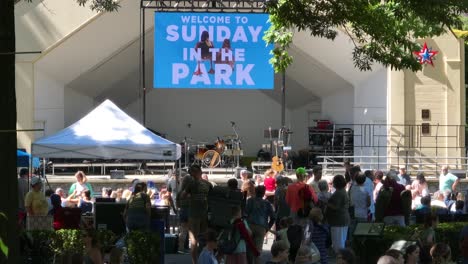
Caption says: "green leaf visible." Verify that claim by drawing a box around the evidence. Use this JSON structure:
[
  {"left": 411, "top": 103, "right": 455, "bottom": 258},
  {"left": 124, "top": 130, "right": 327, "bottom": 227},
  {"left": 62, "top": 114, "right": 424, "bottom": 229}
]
[
  {"left": 264, "top": 0, "right": 467, "bottom": 72},
  {"left": 0, "top": 238, "right": 8, "bottom": 258}
]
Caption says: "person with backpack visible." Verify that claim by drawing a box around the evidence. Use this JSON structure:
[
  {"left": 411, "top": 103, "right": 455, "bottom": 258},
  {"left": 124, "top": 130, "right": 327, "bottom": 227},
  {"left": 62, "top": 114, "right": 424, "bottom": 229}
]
[
  {"left": 245, "top": 185, "right": 276, "bottom": 264},
  {"left": 221, "top": 206, "right": 259, "bottom": 264},
  {"left": 286, "top": 167, "right": 318, "bottom": 227}
]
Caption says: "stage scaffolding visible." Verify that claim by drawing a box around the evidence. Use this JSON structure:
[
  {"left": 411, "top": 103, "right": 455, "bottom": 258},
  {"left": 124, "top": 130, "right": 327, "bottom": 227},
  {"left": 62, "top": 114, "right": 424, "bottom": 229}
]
[
  {"left": 316, "top": 123, "right": 467, "bottom": 176},
  {"left": 141, "top": 0, "right": 268, "bottom": 11}
]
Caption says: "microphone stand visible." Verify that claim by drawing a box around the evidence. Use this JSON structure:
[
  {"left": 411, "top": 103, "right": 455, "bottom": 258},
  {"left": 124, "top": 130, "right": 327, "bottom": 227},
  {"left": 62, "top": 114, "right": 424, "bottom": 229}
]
[
  {"left": 183, "top": 137, "right": 189, "bottom": 169},
  {"left": 231, "top": 122, "right": 241, "bottom": 168}
]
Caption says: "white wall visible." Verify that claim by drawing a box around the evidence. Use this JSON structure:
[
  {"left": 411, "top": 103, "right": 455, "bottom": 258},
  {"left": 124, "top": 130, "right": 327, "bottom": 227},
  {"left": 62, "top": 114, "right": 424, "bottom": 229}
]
[
  {"left": 290, "top": 101, "right": 321, "bottom": 151},
  {"left": 321, "top": 88, "right": 354, "bottom": 124},
  {"left": 16, "top": 63, "right": 35, "bottom": 151},
  {"left": 352, "top": 68, "right": 387, "bottom": 169},
  {"left": 64, "top": 88, "right": 96, "bottom": 126},
  {"left": 34, "top": 69, "right": 65, "bottom": 137},
  {"left": 15, "top": 0, "right": 96, "bottom": 63}
]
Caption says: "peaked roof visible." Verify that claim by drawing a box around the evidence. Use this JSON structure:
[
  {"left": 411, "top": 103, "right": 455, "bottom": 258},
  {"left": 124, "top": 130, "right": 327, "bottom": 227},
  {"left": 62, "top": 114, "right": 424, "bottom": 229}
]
[{"left": 32, "top": 99, "right": 181, "bottom": 160}]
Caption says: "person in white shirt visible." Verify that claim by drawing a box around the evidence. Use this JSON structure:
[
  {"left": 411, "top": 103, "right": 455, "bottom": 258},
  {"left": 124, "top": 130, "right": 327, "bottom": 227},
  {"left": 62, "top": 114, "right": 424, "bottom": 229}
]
[
  {"left": 350, "top": 174, "right": 371, "bottom": 221},
  {"left": 349, "top": 166, "right": 375, "bottom": 219},
  {"left": 373, "top": 170, "right": 384, "bottom": 203},
  {"left": 308, "top": 166, "right": 322, "bottom": 194}
]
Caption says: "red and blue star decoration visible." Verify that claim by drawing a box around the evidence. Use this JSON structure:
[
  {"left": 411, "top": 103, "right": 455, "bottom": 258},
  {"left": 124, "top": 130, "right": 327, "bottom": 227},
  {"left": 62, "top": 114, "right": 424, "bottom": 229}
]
[{"left": 413, "top": 42, "right": 438, "bottom": 66}]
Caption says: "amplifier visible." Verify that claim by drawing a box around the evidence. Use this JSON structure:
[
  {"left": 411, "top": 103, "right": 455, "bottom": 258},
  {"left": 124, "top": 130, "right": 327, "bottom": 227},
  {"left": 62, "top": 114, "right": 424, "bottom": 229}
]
[{"left": 110, "top": 170, "right": 125, "bottom": 179}]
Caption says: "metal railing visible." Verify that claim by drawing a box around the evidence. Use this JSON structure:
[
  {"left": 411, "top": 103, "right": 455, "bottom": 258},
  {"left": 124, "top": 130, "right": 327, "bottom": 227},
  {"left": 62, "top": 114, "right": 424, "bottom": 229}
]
[
  {"left": 311, "top": 123, "right": 467, "bottom": 176},
  {"left": 318, "top": 155, "right": 468, "bottom": 177}
]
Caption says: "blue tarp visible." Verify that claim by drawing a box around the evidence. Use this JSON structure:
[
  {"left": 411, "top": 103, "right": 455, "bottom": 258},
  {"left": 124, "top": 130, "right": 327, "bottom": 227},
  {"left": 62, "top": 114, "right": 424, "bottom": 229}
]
[{"left": 17, "top": 150, "right": 40, "bottom": 168}]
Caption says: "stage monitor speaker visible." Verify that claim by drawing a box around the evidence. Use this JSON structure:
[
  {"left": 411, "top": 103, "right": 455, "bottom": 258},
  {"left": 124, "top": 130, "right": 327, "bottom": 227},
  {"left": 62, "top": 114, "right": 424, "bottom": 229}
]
[
  {"left": 353, "top": 222, "right": 385, "bottom": 237},
  {"left": 95, "top": 202, "right": 126, "bottom": 236},
  {"left": 110, "top": 170, "right": 125, "bottom": 179}
]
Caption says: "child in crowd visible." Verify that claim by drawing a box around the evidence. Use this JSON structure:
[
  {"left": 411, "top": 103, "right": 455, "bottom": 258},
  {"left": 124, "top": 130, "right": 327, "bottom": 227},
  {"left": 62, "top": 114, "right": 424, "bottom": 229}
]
[
  {"left": 269, "top": 217, "right": 293, "bottom": 248},
  {"left": 79, "top": 190, "right": 93, "bottom": 214},
  {"left": 255, "top": 174, "right": 264, "bottom": 186},
  {"left": 317, "top": 180, "right": 331, "bottom": 204},
  {"left": 48, "top": 194, "right": 65, "bottom": 230},
  {"left": 225, "top": 206, "right": 258, "bottom": 264},
  {"left": 265, "top": 240, "right": 289, "bottom": 264},
  {"left": 198, "top": 229, "right": 219, "bottom": 264},
  {"left": 294, "top": 245, "right": 320, "bottom": 264},
  {"left": 307, "top": 208, "right": 329, "bottom": 264}
]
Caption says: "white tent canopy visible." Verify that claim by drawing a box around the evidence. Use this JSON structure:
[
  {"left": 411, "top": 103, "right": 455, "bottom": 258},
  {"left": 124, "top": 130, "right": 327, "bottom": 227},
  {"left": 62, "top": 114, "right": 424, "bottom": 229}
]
[{"left": 32, "top": 99, "right": 181, "bottom": 160}]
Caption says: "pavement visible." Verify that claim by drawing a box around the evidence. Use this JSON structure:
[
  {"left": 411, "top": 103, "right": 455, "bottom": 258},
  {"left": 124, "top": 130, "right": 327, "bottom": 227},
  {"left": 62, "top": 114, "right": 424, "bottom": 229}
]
[{"left": 164, "top": 234, "right": 337, "bottom": 264}]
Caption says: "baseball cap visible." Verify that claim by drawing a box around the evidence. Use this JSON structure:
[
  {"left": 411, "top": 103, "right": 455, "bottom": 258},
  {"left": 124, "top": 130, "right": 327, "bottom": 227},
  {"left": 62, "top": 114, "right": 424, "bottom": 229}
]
[
  {"left": 30, "top": 176, "right": 41, "bottom": 186},
  {"left": 296, "top": 167, "right": 307, "bottom": 175}
]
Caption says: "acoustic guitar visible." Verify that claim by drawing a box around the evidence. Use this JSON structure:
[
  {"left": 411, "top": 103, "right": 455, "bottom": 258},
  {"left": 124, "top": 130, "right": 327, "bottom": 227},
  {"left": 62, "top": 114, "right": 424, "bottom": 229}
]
[{"left": 271, "top": 141, "right": 284, "bottom": 172}]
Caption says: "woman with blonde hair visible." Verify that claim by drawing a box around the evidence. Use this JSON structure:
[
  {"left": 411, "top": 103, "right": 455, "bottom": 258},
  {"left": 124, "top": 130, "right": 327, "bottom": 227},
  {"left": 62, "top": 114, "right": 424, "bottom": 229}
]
[{"left": 68, "top": 171, "right": 94, "bottom": 197}]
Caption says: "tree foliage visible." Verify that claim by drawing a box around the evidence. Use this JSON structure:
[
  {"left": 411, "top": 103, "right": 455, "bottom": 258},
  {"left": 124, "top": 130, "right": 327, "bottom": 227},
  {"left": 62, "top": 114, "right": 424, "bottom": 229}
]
[
  {"left": 0, "top": 1, "right": 118, "bottom": 262},
  {"left": 264, "top": 0, "right": 468, "bottom": 73}
]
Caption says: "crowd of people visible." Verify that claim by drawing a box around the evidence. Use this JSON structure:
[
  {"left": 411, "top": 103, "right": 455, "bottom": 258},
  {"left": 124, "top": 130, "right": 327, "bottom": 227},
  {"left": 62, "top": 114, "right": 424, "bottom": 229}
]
[
  {"left": 170, "top": 163, "right": 467, "bottom": 264},
  {"left": 17, "top": 161, "right": 468, "bottom": 264}
]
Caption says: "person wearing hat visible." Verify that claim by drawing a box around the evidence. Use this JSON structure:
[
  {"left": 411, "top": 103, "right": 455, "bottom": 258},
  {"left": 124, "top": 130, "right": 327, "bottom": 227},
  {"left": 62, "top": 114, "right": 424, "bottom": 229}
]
[
  {"left": 286, "top": 167, "right": 318, "bottom": 226},
  {"left": 24, "top": 176, "right": 48, "bottom": 216}
]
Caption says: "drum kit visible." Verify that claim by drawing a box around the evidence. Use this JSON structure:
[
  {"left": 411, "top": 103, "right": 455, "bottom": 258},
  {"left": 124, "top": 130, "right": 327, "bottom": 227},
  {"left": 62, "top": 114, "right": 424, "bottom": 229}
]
[{"left": 181, "top": 135, "right": 243, "bottom": 168}]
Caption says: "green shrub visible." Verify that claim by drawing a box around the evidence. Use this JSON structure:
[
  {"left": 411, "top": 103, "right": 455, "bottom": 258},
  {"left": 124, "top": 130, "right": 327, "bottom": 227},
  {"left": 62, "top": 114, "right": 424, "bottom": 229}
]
[
  {"left": 52, "top": 229, "right": 84, "bottom": 255},
  {"left": 20, "top": 230, "right": 56, "bottom": 263},
  {"left": 96, "top": 229, "right": 118, "bottom": 253},
  {"left": 125, "top": 230, "right": 161, "bottom": 264}
]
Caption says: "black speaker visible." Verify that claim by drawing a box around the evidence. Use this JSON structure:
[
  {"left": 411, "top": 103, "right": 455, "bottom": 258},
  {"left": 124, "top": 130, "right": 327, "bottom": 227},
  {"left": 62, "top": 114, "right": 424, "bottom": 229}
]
[{"left": 94, "top": 202, "right": 126, "bottom": 236}]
